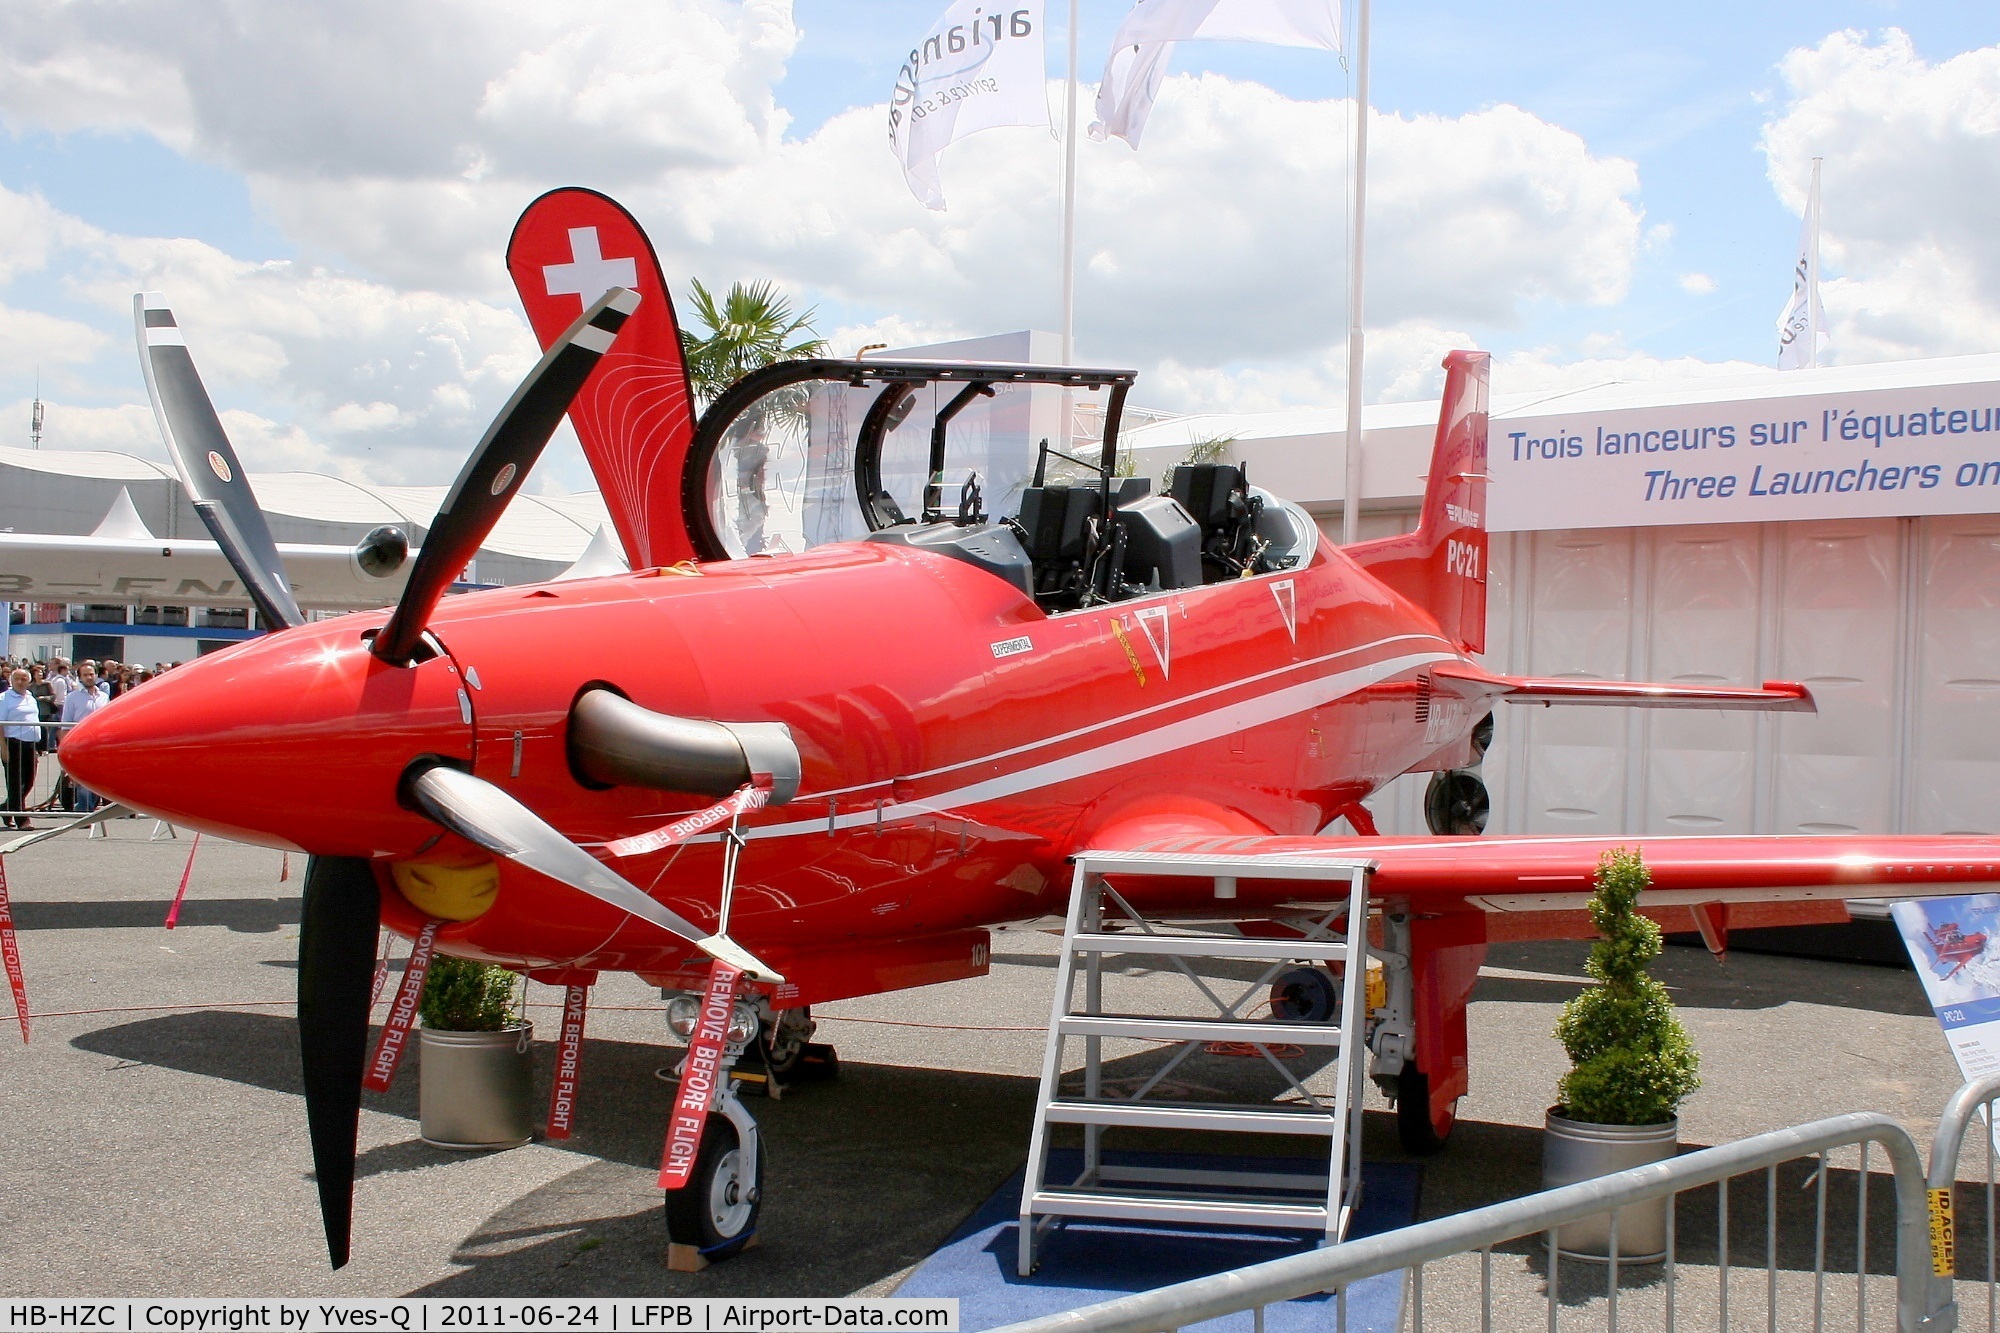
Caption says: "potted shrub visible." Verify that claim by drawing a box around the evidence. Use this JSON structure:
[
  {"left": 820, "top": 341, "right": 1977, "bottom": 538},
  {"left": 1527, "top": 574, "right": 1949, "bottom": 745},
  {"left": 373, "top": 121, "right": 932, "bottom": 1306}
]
[
  {"left": 1542, "top": 847, "right": 1700, "bottom": 1261},
  {"left": 418, "top": 954, "right": 535, "bottom": 1150}
]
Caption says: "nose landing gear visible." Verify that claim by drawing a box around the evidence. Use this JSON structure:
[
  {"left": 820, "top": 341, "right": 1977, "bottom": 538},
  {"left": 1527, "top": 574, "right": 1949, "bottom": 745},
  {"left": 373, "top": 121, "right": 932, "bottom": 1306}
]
[
  {"left": 661, "top": 996, "right": 839, "bottom": 1269},
  {"left": 663, "top": 993, "right": 767, "bottom": 1269}
]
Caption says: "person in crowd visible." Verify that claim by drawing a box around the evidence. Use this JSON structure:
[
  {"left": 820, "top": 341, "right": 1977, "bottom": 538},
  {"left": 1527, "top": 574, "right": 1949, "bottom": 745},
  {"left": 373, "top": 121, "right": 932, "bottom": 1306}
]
[
  {"left": 3, "top": 667, "right": 41, "bottom": 830},
  {"left": 59, "top": 663, "right": 108, "bottom": 813},
  {"left": 28, "top": 665, "right": 58, "bottom": 753},
  {"left": 46, "top": 657, "right": 71, "bottom": 710}
]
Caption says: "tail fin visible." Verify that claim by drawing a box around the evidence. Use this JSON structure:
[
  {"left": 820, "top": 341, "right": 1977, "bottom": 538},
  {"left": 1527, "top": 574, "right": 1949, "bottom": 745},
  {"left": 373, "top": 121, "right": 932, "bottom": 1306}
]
[{"left": 1345, "top": 350, "right": 1489, "bottom": 653}]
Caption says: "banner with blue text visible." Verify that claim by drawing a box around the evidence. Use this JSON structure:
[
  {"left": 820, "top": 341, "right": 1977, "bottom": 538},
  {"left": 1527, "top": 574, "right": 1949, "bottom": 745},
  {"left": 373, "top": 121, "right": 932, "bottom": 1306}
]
[{"left": 1488, "top": 374, "right": 2000, "bottom": 531}]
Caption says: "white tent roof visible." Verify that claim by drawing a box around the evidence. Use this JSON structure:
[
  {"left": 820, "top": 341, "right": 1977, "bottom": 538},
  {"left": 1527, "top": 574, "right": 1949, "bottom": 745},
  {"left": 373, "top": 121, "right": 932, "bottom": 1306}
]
[{"left": 0, "top": 444, "right": 612, "bottom": 564}]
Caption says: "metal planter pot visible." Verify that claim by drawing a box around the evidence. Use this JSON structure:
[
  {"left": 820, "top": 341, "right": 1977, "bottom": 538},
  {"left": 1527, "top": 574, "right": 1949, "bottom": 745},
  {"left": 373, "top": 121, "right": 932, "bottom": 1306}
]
[
  {"left": 1541, "top": 1109, "right": 1678, "bottom": 1261},
  {"left": 419, "top": 1024, "right": 534, "bottom": 1150}
]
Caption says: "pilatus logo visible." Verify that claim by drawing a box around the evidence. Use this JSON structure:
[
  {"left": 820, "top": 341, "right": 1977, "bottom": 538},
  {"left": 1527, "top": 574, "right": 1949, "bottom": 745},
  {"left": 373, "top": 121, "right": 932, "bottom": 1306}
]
[
  {"left": 490, "top": 463, "right": 518, "bottom": 497},
  {"left": 1446, "top": 503, "right": 1481, "bottom": 527},
  {"left": 207, "top": 451, "right": 232, "bottom": 483}
]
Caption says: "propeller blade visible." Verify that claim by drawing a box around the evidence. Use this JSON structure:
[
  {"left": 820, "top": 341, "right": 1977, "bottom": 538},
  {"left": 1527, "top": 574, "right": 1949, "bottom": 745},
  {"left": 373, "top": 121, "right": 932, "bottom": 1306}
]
[
  {"left": 297, "top": 854, "right": 381, "bottom": 1269},
  {"left": 133, "top": 293, "right": 305, "bottom": 631},
  {"left": 372, "top": 287, "right": 641, "bottom": 665},
  {"left": 403, "top": 764, "right": 781, "bottom": 982}
]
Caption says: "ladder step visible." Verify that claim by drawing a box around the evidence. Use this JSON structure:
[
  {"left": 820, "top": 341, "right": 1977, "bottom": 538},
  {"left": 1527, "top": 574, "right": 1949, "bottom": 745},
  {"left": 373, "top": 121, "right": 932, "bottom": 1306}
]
[
  {"left": 1043, "top": 1099, "right": 1340, "bottom": 1135},
  {"left": 1057, "top": 1014, "right": 1346, "bottom": 1045},
  {"left": 1026, "top": 1190, "right": 1331, "bottom": 1230},
  {"left": 1075, "top": 850, "right": 1373, "bottom": 881},
  {"left": 1070, "top": 932, "right": 1351, "bottom": 962}
]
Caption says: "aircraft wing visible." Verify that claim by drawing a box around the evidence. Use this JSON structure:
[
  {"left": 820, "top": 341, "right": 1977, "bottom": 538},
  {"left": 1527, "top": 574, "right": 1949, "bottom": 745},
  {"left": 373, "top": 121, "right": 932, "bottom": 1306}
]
[
  {"left": 507, "top": 188, "right": 700, "bottom": 572},
  {"left": 0, "top": 532, "right": 412, "bottom": 612},
  {"left": 1095, "top": 832, "right": 2000, "bottom": 944}
]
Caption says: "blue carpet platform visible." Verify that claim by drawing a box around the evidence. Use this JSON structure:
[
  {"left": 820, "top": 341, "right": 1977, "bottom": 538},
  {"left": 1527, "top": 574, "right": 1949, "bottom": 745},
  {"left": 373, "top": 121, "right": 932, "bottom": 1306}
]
[{"left": 895, "top": 1151, "right": 1422, "bottom": 1332}]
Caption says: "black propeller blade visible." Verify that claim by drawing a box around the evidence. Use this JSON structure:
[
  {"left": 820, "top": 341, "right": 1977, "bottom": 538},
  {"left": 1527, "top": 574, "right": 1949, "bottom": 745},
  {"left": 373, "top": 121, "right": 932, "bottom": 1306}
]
[
  {"left": 134, "top": 293, "right": 305, "bottom": 631},
  {"left": 403, "top": 763, "right": 781, "bottom": 981},
  {"left": 372, "top": 287, "right": 641, "bottom": 666},
  {"left": 297, "top": 854, "right": 382, "bottom": 1269}
]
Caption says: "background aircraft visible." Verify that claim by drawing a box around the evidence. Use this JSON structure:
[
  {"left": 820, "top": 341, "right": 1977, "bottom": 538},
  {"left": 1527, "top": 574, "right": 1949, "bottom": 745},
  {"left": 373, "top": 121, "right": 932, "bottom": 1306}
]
[{"left": 47, "top": 187, "right": 2000, "bottom": 1274}]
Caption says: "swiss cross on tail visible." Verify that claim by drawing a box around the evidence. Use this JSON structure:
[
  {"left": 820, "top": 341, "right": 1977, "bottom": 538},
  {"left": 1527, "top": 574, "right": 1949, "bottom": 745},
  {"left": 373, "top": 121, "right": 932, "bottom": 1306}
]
[{"left": 507, "top": 189, "right": 698, "bottom": 571}]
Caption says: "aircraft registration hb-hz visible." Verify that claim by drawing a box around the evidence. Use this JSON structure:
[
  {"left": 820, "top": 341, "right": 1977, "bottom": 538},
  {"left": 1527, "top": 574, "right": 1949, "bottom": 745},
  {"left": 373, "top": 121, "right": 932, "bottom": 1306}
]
[{"left": 32, "top": 187, "right": 2000, "bottom": 1270}]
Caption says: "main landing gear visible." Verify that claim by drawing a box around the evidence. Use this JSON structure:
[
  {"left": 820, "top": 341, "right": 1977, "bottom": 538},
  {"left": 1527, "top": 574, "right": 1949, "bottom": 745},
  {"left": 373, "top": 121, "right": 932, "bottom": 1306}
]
[
  {"left": 1424, "top": 711, "right": 1495, "bottom": 836},
  {"left": 660, "top": 996, "right": 838, "bottom": 1265}
]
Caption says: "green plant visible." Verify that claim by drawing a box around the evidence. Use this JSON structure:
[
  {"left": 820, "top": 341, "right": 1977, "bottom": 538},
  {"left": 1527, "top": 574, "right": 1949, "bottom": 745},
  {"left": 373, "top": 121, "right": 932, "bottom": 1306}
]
[
  {"left": 1162, "top": 434, "right": 1236, "bottom": 488},
  {"left": 419, "top": 954, "right": 521, "bottom": 1032},
  {"left": 681, "top": 279, "right": 828, "bottom": 408},
  {"left": 1553, "top": 848, "right": 1701, "bottom": 1125}
]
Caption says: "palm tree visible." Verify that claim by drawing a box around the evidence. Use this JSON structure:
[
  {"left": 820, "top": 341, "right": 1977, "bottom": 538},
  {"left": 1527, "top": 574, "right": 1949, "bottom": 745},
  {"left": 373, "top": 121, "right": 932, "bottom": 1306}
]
[{"left": 681, "top": 279, "right": 829, "bottom": 407}]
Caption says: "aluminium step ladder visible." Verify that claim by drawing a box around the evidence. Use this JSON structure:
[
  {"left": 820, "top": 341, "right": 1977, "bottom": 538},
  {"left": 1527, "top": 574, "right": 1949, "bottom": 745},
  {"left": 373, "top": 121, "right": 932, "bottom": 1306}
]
[{"left": 1017, "top": 849, "right": 1377, "bottom": 1275}]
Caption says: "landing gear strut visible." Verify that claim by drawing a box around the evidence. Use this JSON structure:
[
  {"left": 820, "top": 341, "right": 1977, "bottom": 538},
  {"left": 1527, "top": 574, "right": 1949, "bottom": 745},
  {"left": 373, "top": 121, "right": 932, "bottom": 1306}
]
[{"left": 663, "top": 994, "right": 766, "bottom": 1264}]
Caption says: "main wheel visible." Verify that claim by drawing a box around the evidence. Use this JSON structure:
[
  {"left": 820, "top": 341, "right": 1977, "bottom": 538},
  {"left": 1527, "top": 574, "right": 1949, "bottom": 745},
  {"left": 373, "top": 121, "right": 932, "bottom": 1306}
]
[
  {"left": 1424, "top": 770, "right": 1489, "bottom": 836},
  {"left": 1394, "top": 1067, "right": 1458, "bottom": 1155},
  {"left": 665, "top": 1119, "right": 763, "bottom": 1257},
  {"left": 1268, "top": 966, "right": 1339, "bottom": 1023},
  {"left": 760, "top": 1006, "right": 815, "bottom": 1078}
]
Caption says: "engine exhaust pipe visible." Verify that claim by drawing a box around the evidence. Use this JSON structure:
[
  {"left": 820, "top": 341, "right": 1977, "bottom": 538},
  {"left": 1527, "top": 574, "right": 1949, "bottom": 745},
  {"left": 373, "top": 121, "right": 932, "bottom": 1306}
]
[{"left": 568, "top": 688, "right": 800, "bottom": 804}]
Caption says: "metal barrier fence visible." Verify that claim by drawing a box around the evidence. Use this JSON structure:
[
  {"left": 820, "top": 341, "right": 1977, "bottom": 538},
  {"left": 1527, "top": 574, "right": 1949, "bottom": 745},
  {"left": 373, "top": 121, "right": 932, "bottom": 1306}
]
[
  {"left": 1932, "top": 1074, "right": 2000, "bottom": 1333},
  {"left": 996, "top": 1111, "right": 1960, "bottom": 1333},
  {"left": 2, "top": 722, "right": 84, "bottom": 818}
]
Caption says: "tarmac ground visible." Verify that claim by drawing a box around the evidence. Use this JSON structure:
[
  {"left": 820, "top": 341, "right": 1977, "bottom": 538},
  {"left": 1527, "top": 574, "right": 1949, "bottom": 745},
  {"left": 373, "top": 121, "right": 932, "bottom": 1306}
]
[{"left": 0, "top": 827, "right": 1991, "bottom": 1325}]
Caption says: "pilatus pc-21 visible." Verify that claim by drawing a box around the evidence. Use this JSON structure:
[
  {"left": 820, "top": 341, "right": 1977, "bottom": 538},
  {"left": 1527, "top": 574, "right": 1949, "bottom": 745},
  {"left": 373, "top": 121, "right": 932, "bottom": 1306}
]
[{"left": 53, "top": 187, "right": 2000, "bottom": 1269}]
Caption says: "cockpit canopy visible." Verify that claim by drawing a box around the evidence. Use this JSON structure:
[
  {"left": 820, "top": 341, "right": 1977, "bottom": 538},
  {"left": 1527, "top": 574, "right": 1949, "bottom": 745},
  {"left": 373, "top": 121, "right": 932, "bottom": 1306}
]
[{"left": 685, "top": 358, "right": 1315, "bottom": 614}]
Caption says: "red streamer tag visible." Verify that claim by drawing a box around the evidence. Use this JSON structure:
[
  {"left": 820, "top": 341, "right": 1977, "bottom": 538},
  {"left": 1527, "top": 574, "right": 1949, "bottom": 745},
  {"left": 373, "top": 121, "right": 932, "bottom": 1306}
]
[
  {"left": 363, "top": 920, "right": 440, "bottom": 1092},
  {"left": 163, "top": 833, "right": 203, "bottom": 929},
  {"left": 659, "top": 958, "right": 741, "bottom": 1189},
  {"left": 545, "top": 984, "right": 591, "bottom": 1141},
  {"left": 606, "top": 784, "right": 768, "bottom": 859},
  {"left": 0, "top": 858, "right": 29, "bottom": 1044},
  {"left": 369, "top": 932, "right": 392, "bottom": 1007}
]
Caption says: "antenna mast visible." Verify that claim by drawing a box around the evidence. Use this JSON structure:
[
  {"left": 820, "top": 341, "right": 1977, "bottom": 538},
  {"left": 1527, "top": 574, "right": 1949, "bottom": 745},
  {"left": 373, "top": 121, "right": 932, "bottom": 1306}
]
[{"left": 30, "top": 369, "right": 43, "bottom": 449}]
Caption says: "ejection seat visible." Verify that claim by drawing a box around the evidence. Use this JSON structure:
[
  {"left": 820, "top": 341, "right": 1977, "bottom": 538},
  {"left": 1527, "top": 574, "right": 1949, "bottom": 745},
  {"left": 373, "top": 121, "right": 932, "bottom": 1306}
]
[{"left": 1170, "top": 463, "right": 1303, "bottom": 580}]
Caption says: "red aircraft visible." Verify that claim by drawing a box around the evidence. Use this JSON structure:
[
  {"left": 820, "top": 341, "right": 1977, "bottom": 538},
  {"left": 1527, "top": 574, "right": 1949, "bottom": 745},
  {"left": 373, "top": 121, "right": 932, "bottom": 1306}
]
[
  {"left": 1925, "top": 922, "right": 1991, "bottom": 980},
  {"left": 55, "top": 186, "right": 2000, "bottom": 1271}
]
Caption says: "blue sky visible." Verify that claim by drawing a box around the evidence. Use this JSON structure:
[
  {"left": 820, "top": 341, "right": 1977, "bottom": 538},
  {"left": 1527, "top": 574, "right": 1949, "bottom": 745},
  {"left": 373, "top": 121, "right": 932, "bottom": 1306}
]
[{"left": 0, "top": 0, "right": 1994, "bottom": 486}]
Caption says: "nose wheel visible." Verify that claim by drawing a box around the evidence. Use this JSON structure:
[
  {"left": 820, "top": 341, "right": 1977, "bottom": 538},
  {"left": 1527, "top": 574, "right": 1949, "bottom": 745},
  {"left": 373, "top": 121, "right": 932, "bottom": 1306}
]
[{"left": 666, "top": 1109, "right": 764, "bottom": 1262}]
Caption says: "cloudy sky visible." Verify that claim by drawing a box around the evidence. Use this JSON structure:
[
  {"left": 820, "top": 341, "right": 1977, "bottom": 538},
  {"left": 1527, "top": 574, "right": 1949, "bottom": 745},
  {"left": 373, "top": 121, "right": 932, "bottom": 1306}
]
[{"left": 0, "top": 0, "right": 1995, "bottom": 491}]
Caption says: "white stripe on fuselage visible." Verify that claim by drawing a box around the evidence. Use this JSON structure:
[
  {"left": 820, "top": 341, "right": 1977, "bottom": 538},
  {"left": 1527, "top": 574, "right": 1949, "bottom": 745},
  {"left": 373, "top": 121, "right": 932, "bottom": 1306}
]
[
  {"left": 811, "top": 632, "right": 1450, "bottom": 800},
  {"left": 742, "top": 641, "right": 1457, "bottom": 842}
]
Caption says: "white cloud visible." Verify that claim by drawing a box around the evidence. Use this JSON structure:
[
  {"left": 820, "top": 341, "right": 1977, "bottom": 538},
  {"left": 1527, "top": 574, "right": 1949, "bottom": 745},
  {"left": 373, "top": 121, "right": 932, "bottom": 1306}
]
[
  {"left": 1678, "top": 272, "right": 1717, "bottom": 295},
  {"left": 0, "top": 302, "right": 106, "bottom": 366},
  {"left": 1763, "top": 29, "right": 2000, "bottom": 362},
  {"left": 0, "top": 1, "right": 1664, "bottom": 481},
  {"left": 0, "top": 180, "right": 542, "bottom": 483},
  {"left": 3, "top": 399, "right": 161, "bottom": 456}
]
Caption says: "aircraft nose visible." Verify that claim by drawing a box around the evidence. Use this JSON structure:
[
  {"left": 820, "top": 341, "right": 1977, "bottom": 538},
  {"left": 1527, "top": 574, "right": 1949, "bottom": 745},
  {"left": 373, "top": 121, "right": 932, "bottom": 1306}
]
[{"left": 60, "top": 627, "right": 476, "bottom": 855}]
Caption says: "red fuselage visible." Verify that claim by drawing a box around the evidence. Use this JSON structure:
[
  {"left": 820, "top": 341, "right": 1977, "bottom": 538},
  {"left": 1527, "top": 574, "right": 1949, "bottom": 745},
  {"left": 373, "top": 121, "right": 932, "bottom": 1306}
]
[{"left": 60, "top": 532, "right": 1470, "bottom": 1002}]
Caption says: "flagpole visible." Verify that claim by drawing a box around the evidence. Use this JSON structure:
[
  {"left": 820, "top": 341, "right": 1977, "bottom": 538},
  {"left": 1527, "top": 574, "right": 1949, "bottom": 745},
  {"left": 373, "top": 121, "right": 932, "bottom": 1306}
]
[
  {"left": 1806, "top": 156, "right": 1822, "bottom": 370},
  {"left": 1061, "top": 0, "right": 1080, "bottom": 365},
  {"left": 1339, "top": 0, "right": 1371, "bottom": 545},
  {"left": 1059, "top": 0, "right": 1081, "bottom": 447}
]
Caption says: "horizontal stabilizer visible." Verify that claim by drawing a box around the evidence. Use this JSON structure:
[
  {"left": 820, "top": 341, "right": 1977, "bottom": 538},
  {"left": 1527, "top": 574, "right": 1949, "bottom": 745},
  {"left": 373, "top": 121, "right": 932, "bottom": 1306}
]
[{"left": 1430, "top": 662, "right": 1815, "bottom": 712}]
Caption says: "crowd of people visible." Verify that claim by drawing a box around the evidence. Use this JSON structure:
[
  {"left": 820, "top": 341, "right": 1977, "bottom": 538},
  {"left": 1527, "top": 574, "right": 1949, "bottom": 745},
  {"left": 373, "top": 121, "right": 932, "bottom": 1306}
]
[{"left": 1, "top": 656, "right": 183, "bottom": 827}]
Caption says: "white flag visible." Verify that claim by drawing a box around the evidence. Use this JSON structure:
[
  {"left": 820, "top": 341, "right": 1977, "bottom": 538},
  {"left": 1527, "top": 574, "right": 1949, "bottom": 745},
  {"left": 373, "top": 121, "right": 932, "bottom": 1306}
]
[
  {"left": 889, "top": 0, "right": 1049, "bottom": 210},
  {"left": 1777, "top": 165, "right": 1826, "bottom": 370},
  {"left": 1092, "top": 0, "right": 1342, "bottom": 148}
]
